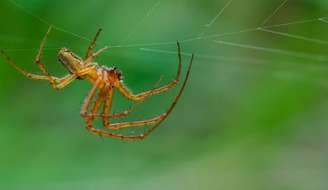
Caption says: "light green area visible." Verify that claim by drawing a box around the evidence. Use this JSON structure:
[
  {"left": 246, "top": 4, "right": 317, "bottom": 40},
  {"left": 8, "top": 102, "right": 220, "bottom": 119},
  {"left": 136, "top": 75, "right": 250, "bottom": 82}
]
[{"left": 0, "top": 0, "right": 328, "bottom": 189}]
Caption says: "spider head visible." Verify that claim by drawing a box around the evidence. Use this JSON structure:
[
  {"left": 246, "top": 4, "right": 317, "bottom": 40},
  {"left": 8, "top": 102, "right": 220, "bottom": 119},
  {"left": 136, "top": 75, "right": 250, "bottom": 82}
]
[{"left": 58, "top": 48, "right": 83, "bottom": 74}]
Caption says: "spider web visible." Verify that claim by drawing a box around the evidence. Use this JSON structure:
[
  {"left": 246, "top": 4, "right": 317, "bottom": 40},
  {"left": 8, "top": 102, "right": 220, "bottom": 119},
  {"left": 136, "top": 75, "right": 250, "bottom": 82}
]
[
  {"left": 2, "top": 0, "right": 328, "bottom": 61},
  {"left": 2, "top": 1, "right": 328, "bottom": 189},
  {"left": 1, "top": 0, "right": 328, "bottom": 134}
]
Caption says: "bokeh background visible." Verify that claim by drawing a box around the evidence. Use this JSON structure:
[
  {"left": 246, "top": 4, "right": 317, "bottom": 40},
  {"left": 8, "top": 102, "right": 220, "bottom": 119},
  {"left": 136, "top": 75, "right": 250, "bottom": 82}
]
[{"left": 0, "top": 0, "right": 328, "bottom": 189}]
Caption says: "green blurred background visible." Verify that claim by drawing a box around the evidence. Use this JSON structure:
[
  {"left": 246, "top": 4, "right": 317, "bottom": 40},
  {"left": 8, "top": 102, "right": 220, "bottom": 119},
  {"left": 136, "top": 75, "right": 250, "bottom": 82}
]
[{"left": 1, "top": 0, "right": 328, "bottom": 189}]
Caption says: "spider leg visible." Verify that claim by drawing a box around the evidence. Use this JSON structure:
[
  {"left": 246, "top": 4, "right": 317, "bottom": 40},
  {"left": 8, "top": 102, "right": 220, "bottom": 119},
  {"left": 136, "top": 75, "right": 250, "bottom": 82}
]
[
  {"left": 93, "top": 74, "right": 165, "bottom": 120},
  {"left": 85, "top": 28, "right": 102, "bottom": 59},
  {"left": 104, "top": 54, "right": 193, "bottom": 131},
  {"left": 84, "top": 29, "right": 109, "bottom": 63},
  {"left": 104, "top": 114, "right": 166, "bottom": 130},
  {"left": 34, "top": 26, "right": 59, "bottom": 89},
  {"left": 80, "top": 79, "right": 115, "bottom": 136},
  {"left": 136, "top": 54, "right": 194, "bottom": 139},
  {"left": 80, "top": 78, "right": 102, "bottom": 118},
  {"left": 0, "top": 49, "right": 56, "bottom": 81},
  {"left": 0, "top": 48, "right": 96, "bottom": 90},
  {"left": 82, "top": 86, "right": 130, "bottom": 121},
  {"left": 93, "top": 46, "right": 109, "bottom": 57},
  {"left": 82, "top": 89, "right": 137, "bottom": 120},
  {"left": 80, "top": 81, "right": 137, "bottom": 139},
  {"left": 1, "top": 50, "right": 80, "bottom": 90},
  {"left": 115, "top": 42, "right": 182, "bottom": 101},
  {"left": 51, "top": 74, "right": 77, "bottom": 89},
  {"left": 89, "top": 103, "right": 136, "bottom": 119},
  {"left": 53, "top": 65, "right": 96, "bottom": 89},
  {"left": 102, "top": 87, "right": 113, "bottom": 126},
  {"left": 79, "top": 81, "right": 156, "bottom": 140}
]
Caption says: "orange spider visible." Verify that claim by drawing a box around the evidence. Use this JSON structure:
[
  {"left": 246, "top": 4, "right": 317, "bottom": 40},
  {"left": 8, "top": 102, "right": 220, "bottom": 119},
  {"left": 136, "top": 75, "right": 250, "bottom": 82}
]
[{"left": 0, "top": 26, "right": 194, "bottom": 140}]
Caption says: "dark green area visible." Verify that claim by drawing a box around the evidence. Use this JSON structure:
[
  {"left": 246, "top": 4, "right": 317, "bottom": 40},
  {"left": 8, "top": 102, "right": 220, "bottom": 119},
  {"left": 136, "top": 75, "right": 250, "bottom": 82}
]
[{"left": 0, "top": 0, "right": 328, "bottom": 189}]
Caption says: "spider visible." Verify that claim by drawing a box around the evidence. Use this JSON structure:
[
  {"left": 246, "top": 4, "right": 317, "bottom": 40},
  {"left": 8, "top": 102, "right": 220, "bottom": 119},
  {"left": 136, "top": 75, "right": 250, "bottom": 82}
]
[{"left": 0, "top": 26, "right": 194, "bottom": 140}]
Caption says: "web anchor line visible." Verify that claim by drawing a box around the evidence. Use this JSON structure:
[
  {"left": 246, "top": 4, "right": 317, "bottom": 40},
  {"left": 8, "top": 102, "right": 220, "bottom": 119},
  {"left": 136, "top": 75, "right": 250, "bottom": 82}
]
[
  {"left": 213, "top": 40, "right": 327, "bottom": 62},
  {"left": 258, "top": 27, "right": 328, "bottom": 45},
  {"left": 198, "top": 0, "right": 234, "bottom": 37},
  {"left": 120, "top": 0, "right": 161, "bottom": 45},
  {"left": 261, "top": 0, "right": 289, "bottom": 26}
]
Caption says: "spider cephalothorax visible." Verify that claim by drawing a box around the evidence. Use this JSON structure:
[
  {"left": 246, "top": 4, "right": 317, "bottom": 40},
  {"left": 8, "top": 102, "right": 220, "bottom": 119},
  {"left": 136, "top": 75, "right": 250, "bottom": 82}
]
[{"left": 0, "top": 26, "right": 194, "bottom": 140}]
